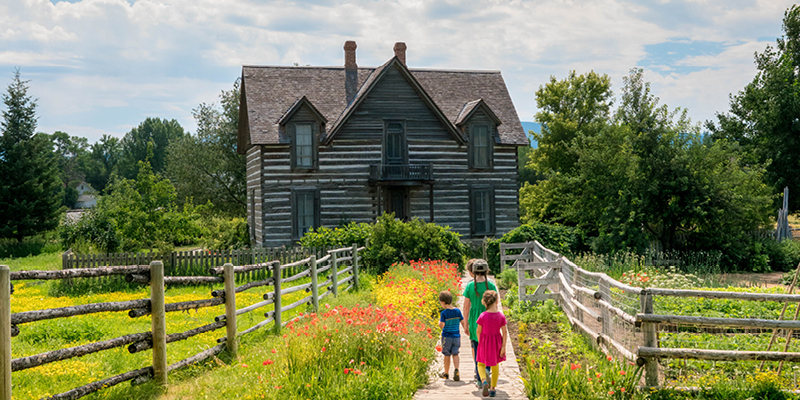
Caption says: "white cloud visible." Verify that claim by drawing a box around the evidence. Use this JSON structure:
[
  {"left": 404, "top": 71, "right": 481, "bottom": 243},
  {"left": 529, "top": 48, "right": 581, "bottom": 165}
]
[{"left": 0, "top": 0, "right": 796, "bottom": 139}]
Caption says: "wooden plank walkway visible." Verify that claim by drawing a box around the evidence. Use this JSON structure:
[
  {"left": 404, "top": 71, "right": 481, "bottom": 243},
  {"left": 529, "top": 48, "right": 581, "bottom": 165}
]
[{"left": 414, "top": 274, "right": 526, "bottom": 400}]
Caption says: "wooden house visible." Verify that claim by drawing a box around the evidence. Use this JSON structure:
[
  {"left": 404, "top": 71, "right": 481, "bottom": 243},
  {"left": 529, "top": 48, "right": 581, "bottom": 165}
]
[{"left": 237, "top": 41, "right": 528, "bottom": 247}]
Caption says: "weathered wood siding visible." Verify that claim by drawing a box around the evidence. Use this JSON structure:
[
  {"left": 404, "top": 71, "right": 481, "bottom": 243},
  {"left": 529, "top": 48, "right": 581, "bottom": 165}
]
[
  {"left": 253, "top": 64, "right": 519, "bottom": 247},
  {"left": 246, "top": 146, "right": 263, "bottom": 245}
]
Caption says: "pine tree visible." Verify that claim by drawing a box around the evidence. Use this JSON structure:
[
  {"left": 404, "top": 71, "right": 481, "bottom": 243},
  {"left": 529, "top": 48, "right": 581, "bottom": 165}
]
[{"left": 0, "top": 69, "right": 63, "bottom": 241}]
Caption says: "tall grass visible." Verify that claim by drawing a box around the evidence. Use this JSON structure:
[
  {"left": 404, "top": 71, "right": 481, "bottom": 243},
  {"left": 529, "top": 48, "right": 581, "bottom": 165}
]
[{"left": 572, "top": 249, "right": 723, "bottom": 281}]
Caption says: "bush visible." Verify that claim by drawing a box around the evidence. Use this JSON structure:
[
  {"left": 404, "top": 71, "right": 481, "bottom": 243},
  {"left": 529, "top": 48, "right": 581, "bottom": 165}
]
[
  {"left": 497, "top": 268, "right": 518, "bottom": 290},
  {"left": 198, "top": 217, "right": 250, "bottom": 250},
  {"left": 361, "top": 213, "right": 466, "bottom": 275},
  {"left": 298, "top": 222, "right": 372, "bottom": 249},
  {"left": 486, "top": 223, "right": 587, "bottom": 274},
  {"left": 0, "top": 233, "right": 61, "bottom": 258},
  {"left": 766, "top": 239, "right": 800, "bottom": 272}
]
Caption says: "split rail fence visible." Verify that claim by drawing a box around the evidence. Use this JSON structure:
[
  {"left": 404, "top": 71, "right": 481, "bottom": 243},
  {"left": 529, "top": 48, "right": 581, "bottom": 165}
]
[
  {"left": 501, "top": 241, "right": 800, "bottom": 388},
  {"left": 0, "top": 244, "right": 363, "bottom": 400}
]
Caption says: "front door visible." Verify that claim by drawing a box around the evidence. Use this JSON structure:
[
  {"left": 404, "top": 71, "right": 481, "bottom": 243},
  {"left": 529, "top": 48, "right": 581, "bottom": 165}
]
[{"left": 386, "top": 187, "right": 408, "bottom": 221}]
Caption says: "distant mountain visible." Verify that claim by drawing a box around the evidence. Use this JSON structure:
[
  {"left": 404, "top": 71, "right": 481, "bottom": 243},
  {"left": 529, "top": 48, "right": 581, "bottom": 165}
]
[{"left": 521, "top": 121, "right": 540, "bottom": 148}]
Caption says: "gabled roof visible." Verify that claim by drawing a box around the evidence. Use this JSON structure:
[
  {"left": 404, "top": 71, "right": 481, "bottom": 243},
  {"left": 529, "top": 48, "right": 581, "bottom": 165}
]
[
  {"left": 239, "top": 59, "right": 528, "bottom": 149},
  {"left": 455, "top": 99, "right": 502, "bottom": 127},
  {"left": 277, "top": 96, "right": 327, "bottom": 126},
  {"left": 323, "top": 57, "right": 464, "bottom": 145}
]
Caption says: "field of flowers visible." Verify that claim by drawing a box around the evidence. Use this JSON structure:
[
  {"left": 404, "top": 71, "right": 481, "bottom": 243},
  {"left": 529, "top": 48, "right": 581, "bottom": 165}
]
[
  {"left": 142, "top": 260, "right": 461, "bottom": 400},
  {"left": 10, "top": 276, "right": 311, "bottom": 400}
]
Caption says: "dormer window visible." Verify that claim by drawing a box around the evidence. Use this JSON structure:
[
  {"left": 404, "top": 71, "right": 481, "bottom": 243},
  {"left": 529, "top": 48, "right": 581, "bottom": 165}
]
[
  {"left": 470, "top": 124, "right": 492, "bottom": 169},
  {"left": 294, "top": 123, "right": 314, "bottom": 168},
  {"left": 280, "top": 96, "right": 325, "bottom": 171}
]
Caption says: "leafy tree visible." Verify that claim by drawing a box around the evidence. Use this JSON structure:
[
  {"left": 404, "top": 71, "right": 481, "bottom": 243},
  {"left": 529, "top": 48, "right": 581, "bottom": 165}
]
[
  {"left": 79, "top": 134, "right": 122, "bottom": 193},
  {"left": 521, "top": 71, "right": 612, "bottom": 223},
  {"left": 167, "top": 79, "right": 246, "bottom": 216},
  {"left": 707, "top": 5, "right": 800, "bottom": 212},
  {"left": 117, "top": 117, "right": 184, "bottom": 179},
  {"left": 530, "top": 70, "right": 613, "bottom": 175},
  {"left": 49, "top": 131, "right": 89, "bottom": 207},
  {"left": 62, "top": 144, "right": 201, "bottom": 252},
  {"left": 0, "top": 70, "right": 63, "bottom": 241}
]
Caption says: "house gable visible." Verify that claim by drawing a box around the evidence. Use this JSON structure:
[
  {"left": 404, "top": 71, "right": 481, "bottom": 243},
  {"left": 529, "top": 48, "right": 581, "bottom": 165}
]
[{"left": 324, "top": 58, "right": 464, "bottom": 145}]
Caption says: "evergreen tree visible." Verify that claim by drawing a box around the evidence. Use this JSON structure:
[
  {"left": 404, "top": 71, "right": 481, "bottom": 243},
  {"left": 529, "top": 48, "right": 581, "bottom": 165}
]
[{"left": 0, "top": 69, "right": 63, "bottom": 241}]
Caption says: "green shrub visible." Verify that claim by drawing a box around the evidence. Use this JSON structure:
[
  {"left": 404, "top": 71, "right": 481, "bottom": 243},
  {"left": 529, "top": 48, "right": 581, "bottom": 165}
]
[
  {"left": 765, "top": 239, "right": 800, "bottom": 272},
  {"left": 361, "top": 213, "right": 466, "bottom": 275},
  {"left": 486, "top": 223, "right": 587, "bottom": 274},
  {"left": 198, "top": 217, "right": 250, "bottom": 250},
  {"left": 298, "top": 221, "right": 372, "bottom": 248},
  {"left": 497, "top": 268, "right": 518, "bottom": 290},
  {"left": 0, "top": 232, "right": 61, "bottom": 258}
]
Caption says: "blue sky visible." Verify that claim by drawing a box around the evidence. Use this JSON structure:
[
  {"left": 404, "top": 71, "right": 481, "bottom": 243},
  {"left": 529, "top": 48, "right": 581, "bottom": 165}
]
[{"left": 0, "top": 0, "right": 794, "bottom": 143}]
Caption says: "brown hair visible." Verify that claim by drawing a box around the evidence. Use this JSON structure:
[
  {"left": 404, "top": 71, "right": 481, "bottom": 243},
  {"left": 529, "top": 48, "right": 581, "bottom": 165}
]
[
  {"left": 438, "top": 290, "right": 453, "bottom": 305},
  {"left": 482, "top": 290, "right": 498, "bottom": 308}
]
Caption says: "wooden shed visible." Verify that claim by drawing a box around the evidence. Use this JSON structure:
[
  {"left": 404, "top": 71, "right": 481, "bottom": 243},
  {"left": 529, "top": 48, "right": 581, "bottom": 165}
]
[{"left": 238, "top": 41, "right": 529, "bottom": 247}]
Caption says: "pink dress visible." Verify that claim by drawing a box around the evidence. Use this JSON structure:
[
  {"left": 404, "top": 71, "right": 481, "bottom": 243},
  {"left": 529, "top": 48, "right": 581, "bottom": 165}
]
[{"left": 476, "top": 311, "right": 507, "bottom": 367}]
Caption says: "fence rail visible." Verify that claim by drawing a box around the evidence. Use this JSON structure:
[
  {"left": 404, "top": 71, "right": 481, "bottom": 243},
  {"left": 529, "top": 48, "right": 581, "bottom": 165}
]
[
  {"left": 0, "top": 244, "right": 363, "bottom": 400},
  {"left": 506, "top": 240, "right": 800, "bottom": 388}
]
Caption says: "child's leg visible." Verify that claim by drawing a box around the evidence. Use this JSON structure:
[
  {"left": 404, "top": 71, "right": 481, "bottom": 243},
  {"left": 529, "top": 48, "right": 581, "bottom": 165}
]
[
  {"left": 490, "top": 365, "right": 499, "bottom": 388},
  {"left": 444, "top": 355, "right": 451, "bottom": 374},
  {"left": 453, "top": 354, "right": 460, "bottom": 371},
  {"left": 471, "top": 340, "right": 480, "bottom": 379},
  {"left": 477, "top": 362, "right": 488, "bottom": 383}
]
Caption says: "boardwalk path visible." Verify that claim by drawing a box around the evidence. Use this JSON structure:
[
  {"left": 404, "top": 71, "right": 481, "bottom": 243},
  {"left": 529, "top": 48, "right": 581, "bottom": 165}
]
[{"left": 414, "top": 274, "right": 526, "bottom": 400}]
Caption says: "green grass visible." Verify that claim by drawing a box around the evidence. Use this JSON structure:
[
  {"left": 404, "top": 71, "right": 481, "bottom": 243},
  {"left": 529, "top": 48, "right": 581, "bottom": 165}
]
[
  {"left": 10, "top": 275, "right": 313, "bottom": 400},
  {"left": 0, "top": 251, "right": 61, "bottom": 271}
]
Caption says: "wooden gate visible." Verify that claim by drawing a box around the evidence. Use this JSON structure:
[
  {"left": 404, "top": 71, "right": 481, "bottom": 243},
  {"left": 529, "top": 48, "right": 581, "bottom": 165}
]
[{"left": 517, "top": 259, "right": 561, "bottom": 302}]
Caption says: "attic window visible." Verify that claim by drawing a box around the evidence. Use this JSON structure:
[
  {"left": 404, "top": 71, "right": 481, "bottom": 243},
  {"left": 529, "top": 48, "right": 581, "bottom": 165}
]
[
  {"left": 470, "top": 124, "right": 492, "bottom": 169},
  {"left": 291, "top": 122, "right": 318, "bottom": 170}
]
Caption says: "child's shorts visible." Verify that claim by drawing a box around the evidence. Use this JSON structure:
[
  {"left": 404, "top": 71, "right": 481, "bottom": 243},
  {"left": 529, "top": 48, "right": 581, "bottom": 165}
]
[{"left": 442, "top": 336, "right": 461, "bottom": 356}]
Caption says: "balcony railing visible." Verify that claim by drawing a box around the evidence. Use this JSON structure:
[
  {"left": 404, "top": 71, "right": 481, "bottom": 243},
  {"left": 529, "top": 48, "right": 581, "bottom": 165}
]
[{"left": 369, "top": 164, "right": 433, "bottom": 182}]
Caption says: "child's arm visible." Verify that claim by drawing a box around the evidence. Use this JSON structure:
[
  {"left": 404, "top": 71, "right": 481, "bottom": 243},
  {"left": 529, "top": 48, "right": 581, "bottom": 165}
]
[
  {"left": 500, "top": 324, "right": 508, "bottom": 357},
  {"left": 461, "top": 298, "right": 471, "bottom": 331},
  {"left": 476, "top": 324, "right": 482, "bottom": 338},
  {"left": 439, "top": 320, "right": 445, "bottom": 329}
]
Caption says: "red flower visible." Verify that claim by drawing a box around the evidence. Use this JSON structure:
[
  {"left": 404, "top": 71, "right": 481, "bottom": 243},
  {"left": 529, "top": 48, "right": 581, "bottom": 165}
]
[
  {"left": 262, "top": 359, "right": 274, "bottom": 365},
  {"left": 619, "top": 370, "right": 626, "bottom": 375},
  {"left": 321, "top": 346, "right": 327, "bottom": 352},
  {"left": 436, "top": 345, "right": 443, "bottom": 352},
  {"left": 354, "top": 369, "right": 362, "bottom": 375},
  {"left": 271, "top": 349, "right": 277, "bottom": 353},
  {"left": 421, "top": 357, "right": 428, "bottom": 362},
  {"left": 344, "top": 368, "right": 350, "bottom": 374}
]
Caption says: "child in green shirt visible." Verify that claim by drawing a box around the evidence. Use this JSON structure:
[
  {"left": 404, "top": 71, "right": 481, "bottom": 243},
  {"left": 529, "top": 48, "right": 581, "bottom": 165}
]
[{"left": 460, "top": 258, "right": 497, "bottom": 387}]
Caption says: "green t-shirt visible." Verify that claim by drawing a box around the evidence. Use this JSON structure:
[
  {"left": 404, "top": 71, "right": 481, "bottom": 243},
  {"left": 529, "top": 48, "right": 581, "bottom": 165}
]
[{"left": 463, "top": 279, "right": 497, "bottom": 341}]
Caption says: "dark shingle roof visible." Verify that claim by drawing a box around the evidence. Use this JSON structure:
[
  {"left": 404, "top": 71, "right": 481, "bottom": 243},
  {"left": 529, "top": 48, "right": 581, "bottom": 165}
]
[{"left": 241, "top": 61, "right": 528, "bottom": 146}]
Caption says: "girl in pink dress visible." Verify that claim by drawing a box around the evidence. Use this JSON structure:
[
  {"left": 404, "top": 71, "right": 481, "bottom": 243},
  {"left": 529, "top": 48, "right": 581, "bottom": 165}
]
[{"left": 476, "top": 290, "right": 507, "bottom": 397}]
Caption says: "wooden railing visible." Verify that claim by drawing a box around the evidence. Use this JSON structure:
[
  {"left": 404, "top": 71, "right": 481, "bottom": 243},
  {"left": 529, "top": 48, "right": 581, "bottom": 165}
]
[
  {"left": 368, "top": 164, "right": 433, "bottom": 182},
  {"left": 505, "top": 240, "right": 800, "bottom": 388},
  {"left": 0, "top": 244, "right": 364, "bottom": 400}
]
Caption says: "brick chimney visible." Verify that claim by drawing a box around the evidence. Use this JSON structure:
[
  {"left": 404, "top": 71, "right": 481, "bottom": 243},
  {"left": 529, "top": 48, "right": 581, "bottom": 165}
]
[
  {"left": 393, "top": 42, "right": 407, "bottom": 65},
  {"left": 344, "top": 41, "right": 358, "bottom": 104}
]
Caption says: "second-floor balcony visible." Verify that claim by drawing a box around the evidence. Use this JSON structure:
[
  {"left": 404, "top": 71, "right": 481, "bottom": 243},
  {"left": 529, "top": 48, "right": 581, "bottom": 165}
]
[{"left": 369, "top": 164, "right": 433, "bottom": 183}]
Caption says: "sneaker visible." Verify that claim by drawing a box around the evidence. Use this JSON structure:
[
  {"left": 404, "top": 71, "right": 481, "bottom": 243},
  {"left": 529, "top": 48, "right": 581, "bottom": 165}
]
[
  {"left": 475, "top": 378, "right": 482, "bottom": 389},
  {"left": 489, "top": 389, "right": 496, "bottom": 397},
  {"left": 439, "top": 372, "right": 448, "bottom": 380},
  {"left": 453, "top": 369, "right": 460, "bottom": 381},
  {"left": 482, "top": 381, "right": 490, "bottom": 397}
]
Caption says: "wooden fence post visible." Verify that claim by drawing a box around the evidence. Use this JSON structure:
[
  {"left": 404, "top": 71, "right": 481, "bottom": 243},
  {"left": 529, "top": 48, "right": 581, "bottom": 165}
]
[
  {"left": 331, "top": 252, "right": 338, "bottom": 296},
  {"left": 572, "top": 268, "right": 584, "bottom": 324},
  {"left": 640, "top": 289, "right": 658, "bottom": 387},
  {"left": 500, "top": 243, "right": 506, "bottom": 272},
  {"left": 223, "top": 263, "right": 237, "bottom": 359},
  {"left": 273, "top": 261, "right": 282, "bottom": 333},
  {"left": 310, "top": 256, "right": 319, "bottom": 311},
  {"left": 1, "top": 265, "right": 11, "bottom": 400},
  {"left": 150, "top": 261, "right": 167, "bottom": 387},
  {"left": 352, "top": 244, "right": 359, "bottom": 290},
  {"left": 599, "top": 277, "right": 612, "bottom": 343}
]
